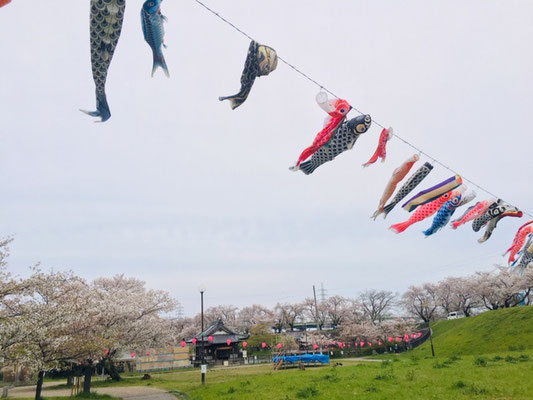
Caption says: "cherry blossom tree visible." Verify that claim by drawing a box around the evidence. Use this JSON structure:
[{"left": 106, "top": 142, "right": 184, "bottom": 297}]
[
  {"left": 204, "top": 305, "right": 238, "bottom": 329},
  {"left": 436, "top": 276, "right": 479, "bottom": 317},
  {"left": 474, "top": 266, "right": 532, "bottom": 310},
  {"left": 323, "top": 296, "right": 349, "bottom": 328},
  {"left": 236, "top": 304, "right": 274, "bottom": 333},
  {"left": 303, "top": 298, "right": 327, "bottom": 330},
  {"left": 402, "top": 283, "right": 440, "bottom": 323},
  {"left": 88, "top": 275, "right": 177, "bottom": 383},
  {"left": 359, "top": 290, "right": 396, "bottom": 324}
]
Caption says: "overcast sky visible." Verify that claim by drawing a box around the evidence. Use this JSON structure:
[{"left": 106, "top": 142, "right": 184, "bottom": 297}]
[{"left": 1, "top": 0, "right": 532, "bottom": 316}]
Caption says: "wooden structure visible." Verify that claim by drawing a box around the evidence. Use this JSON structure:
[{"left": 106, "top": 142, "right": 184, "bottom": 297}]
[
  {"left": 188, "top": 319, "right": 249, "bottom": 366},
  {"left": 136, "top": 346, "right": 190, "bottom": 372}
]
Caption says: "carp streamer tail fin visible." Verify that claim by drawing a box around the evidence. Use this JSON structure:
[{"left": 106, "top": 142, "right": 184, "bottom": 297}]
[
  {"left": 389, "top": 221, "right": 410, "bottom": 234},
  {"left": 80, "top": 91, "right": 111, "bottom": 122},
  {"left": 299, "top": 161, "right": 316, "bottom": 175},
  {"left": 218, "top": 95, "right": 240, "bottom": 110},
  {"left": 152, "top": 52, "right": 170, "bottom": 78}
]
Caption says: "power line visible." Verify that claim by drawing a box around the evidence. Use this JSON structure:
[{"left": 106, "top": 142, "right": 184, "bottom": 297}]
[{"left": 193, "top": 0, "right": 532, "bottom": 219}]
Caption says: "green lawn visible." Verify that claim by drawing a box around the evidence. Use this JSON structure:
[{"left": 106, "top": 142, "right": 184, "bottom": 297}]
[
  {"left": 28, "top": 307, "right": 533, "bottom": 399},
  {"left": 42, "top": 353, "right": 533, "bottom": 399}
]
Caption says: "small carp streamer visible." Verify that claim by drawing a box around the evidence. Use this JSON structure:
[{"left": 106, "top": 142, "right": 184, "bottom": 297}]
[
  {"left": 423, "top": 194, "right": 462, "bottom": 237},
  {"left": 290, "top": 92, "right": 354, "bottom": 171},
  {"left": 478, "top": 206, "right": 522, "bottom": 243},
  {"left": 504, "top": 221, "right": 533, "bottom": 265},
  {"left": 0, "top": 0, "right": 12, "bottom": 8},
  {"left": 401, "top": 175, "right": 463, "bottom": 213},
  {"left": 451, "top": 200, "right": 491, "bottom": 229},
  {"left": 141, "top": 0, "right": 170, "bottom": 77},
  {"left": 81, "top": 0, "right": 126, "bottom": 122},
  {"left": 219, "top": 40, "right": 278, "bottom": 109},
  {"left": 381, "top": 162, "right": 434, "bottom": 219},
  {"left": 372, "top": 154, "right": 419, "bottom": 219},
  {"left": 362, "top": 127, "right": 393, "bottom": 167},
  {"left": 297, "top": 114, "right": 371, "bottom": 175}
]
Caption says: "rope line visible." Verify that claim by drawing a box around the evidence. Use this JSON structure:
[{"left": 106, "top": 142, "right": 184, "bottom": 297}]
[{"left": 193, "top": 0, "right": 532, "bottom": 218}]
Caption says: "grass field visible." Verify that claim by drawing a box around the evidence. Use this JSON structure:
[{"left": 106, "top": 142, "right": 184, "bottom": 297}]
[
  {"left": 14, "top": 307, "right": 533, "bottom": 399},
  {"left": 46, "top": 352, "right": 533, "bottom": 399}
]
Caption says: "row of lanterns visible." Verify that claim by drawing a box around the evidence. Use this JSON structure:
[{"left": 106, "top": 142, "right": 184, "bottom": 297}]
[{"left": 115, "top": 332, "right": 424, "bottom": 359}]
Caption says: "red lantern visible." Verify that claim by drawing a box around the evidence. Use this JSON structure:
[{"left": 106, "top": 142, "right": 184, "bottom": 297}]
[
  {"left": 378, "top": 341, "right": 382, "bottom": 346},
  {"left": 277, "top": 343, "right": 282, "bottom": 349},
  {"left": 411, "top": 334, "right": 416, "bottom": 339},
  {"left": 404, "top": 334, "right": 409, "bottom": 341},
  {"left": 395, "top": 337, "right": 400, "bottom": 342},
  {"left": 418, "top": 332, "right": 422, "bottom": 337},
  {"left": 243, "top": 341, "right": 248, "bottom": 348},
  {"left": 181, "top": 340, "right": 186, "bottom": 348},
  {"left": 368, "top": 342, "right": 372, "bottom": 347},
  {"left": 348, "top": 344, "right": 351, "bottom": 348},
  {"left": 388, "top": 337, "right": 393, "bottom": 343},
  {"left": 146, "top": 350, "right": 151, "bottom": 356},
  {"left": 360, "top": 341, "right": 365, "bottom": 347},
  {"left": 262, "top": 342, "right": 267, "bottom": 349},
  {"left": 131, "top": 352, "right": 136, "bottom": 358},
  {"left": 227, "top": 339, "right": 232, "bottom": 346},
  {"left": 355, "top": 342, "right": 358, "bottom": 347},
  {"left": 104, "top": 349, "right": 109, "bottom": 355},
  {"left": 192, "top": 338, "right": 197, "bottom": 345},
  {"left": 313, "top": 344, "right": 318, "bottom": 350},
  {"left": 208, "top": 336, "right": 213, "bottom": 343}
]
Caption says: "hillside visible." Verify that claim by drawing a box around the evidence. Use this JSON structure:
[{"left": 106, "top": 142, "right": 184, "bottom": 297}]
[{"left": 414, "top": 306, "right": 533, "bottom": 357}]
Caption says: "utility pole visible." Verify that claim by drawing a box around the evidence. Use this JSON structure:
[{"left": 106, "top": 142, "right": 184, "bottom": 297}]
[
  {"left": 313, "top": 285, "right": 322, "bottom": 353},
  {"left": 423, "top": 302, "right": 435, "bottom": 357},
  {"left": 200, "top": 289, "right": 206, "bottom": 384}
]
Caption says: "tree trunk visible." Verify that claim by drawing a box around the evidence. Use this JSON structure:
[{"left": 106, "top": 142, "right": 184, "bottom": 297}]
[
  {"left": 66, "top": 374, "right": 73, "bottom": 387},
  {"left": 105, "top": 361, "right": 122, "bottom": 381},
  {"left": 35, "top": 371, "right": 44, "bottom": 400},
  {"left": 83, "top": 363, "right": 93, "bottom": 394}
]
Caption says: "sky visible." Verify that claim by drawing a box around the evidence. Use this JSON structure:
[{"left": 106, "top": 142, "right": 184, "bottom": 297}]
[{"left": 1, "top": 0, "right": 532, "bottom": 316}]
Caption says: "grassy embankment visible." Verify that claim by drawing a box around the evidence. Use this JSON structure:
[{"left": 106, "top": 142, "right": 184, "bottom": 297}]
[{"left": 35, "top": 307, "right": 533, "bottom": 399}]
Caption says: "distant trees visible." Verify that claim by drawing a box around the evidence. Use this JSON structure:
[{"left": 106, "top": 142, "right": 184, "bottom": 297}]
[
  {"left": 402, "top": 266, "right": 533, "bottom": 322},
  {"left": 359, "top": 290, "right": 397, "bottom": 324},
  {"left": 402, "top": 283, "right": 440, "bottom": 323}
]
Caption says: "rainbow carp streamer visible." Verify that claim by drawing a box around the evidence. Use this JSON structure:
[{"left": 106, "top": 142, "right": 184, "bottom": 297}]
[{"left": 402, "top": 175, "right": 463, "bottom": 213}]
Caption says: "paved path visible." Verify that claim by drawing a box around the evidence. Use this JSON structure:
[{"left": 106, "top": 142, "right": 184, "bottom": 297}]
[{"left": 7, "top": 384, "right": 179, "bottom": 400}]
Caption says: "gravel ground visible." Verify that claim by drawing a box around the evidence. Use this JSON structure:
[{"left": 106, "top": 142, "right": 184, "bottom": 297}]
[{"left": 7, "top": 384, "right": 178, "bottom": 400}]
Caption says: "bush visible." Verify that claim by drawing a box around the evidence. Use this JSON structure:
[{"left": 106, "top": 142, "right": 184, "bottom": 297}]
[
  {"left": 474, "top": 357, "right": 487, "bottom": 367},
  {"left": 404, "top": 370, "right": 415, "bottom": 382},
  {"left": 505, "top": 356, "right": 517, "bottom": 363},
  {"left": 432, "top": 361, "right": 448, "bottom": 369},
  {"left": 449, "top": 354, "right": 461, "bottom": 362},
  {"left": 295, "top": 386, "right": 319, "bottom": 398},
  {"left": 519, "top": 354, "right": 529, "bottom": 362}
]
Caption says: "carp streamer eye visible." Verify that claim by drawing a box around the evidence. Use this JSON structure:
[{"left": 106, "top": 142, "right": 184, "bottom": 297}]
[
  {"left": 148, "top": 2, "right": 155, "bottom": 6},
  {"left": 356, "top": 124, "right": 366, "bottom": 133},
  {"left": 340, "top": 108, "right": 346, "bottom": 113}
]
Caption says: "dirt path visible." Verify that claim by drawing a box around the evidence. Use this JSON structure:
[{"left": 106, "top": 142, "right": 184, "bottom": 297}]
[{"left": 7, "top": 385, "right": 178, "bottom": 400}]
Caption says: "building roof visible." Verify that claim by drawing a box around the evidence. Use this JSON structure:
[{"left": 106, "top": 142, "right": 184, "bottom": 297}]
[{"left": 187, "top": 319, "right": 249, "bottom": 344}]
